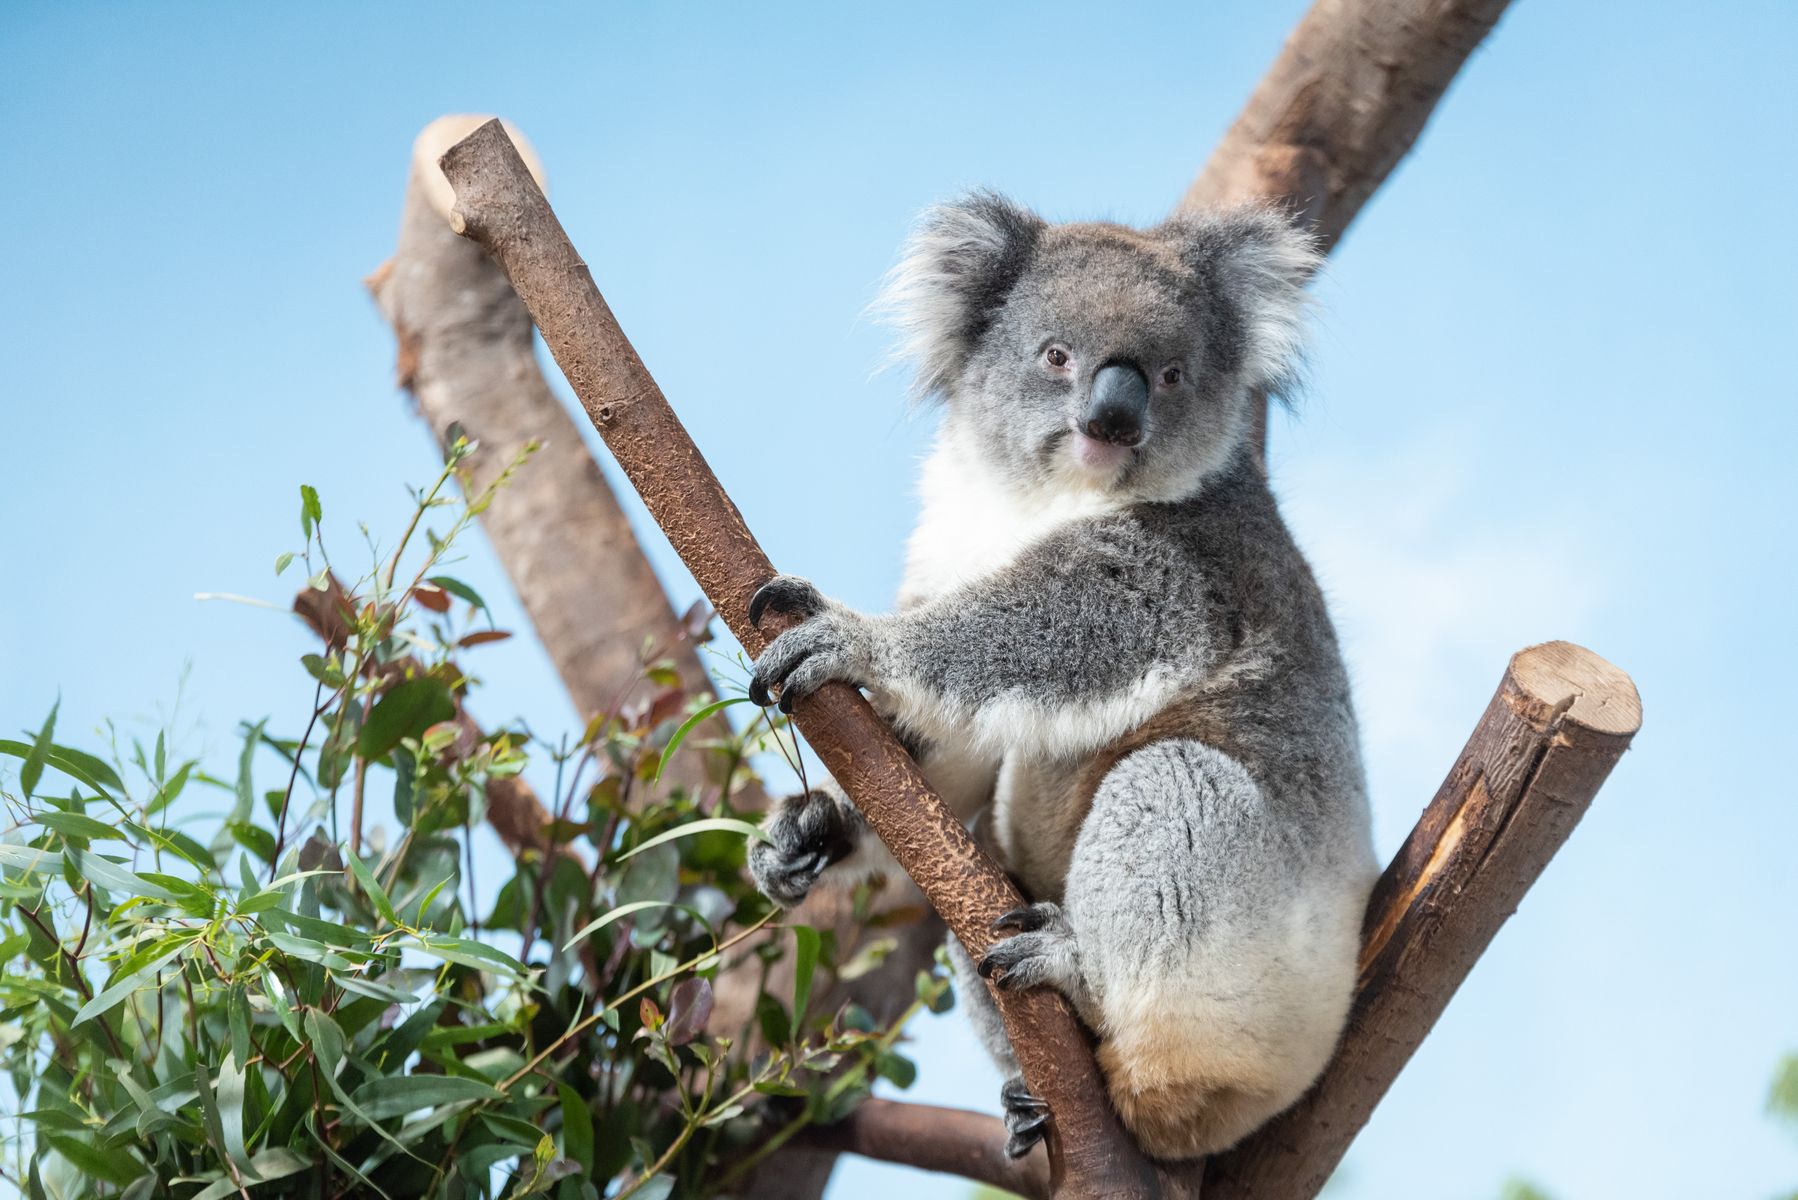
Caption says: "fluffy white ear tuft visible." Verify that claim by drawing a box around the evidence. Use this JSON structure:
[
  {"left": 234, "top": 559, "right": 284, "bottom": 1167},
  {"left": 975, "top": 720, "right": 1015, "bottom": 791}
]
[
  {"left": 1163, "top": 208, "right": 1323, "bottom": 403},
  {"left": 872, "top": 191, "right": 1044, "bottom": 403}
]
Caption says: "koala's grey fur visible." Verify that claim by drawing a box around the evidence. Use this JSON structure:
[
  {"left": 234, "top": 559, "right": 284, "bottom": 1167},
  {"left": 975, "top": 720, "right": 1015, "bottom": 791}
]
[{"left": 745, "top": 192, "right": 1376, "bottom": 1161}]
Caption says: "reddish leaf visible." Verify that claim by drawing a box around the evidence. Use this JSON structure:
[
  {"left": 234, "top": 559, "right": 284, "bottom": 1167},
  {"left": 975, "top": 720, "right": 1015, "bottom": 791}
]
[
  {"left": 414, "top": 585, "right": 451, "bottom": 613},
  {"left": 681, "top": 599, "right": 715, "bottom": 643},
  {"left": 457, "top": 630, "right": 513, "bottom": 648},
  {"left": 665, "top": 977, "right": 714, "bottom": 1046},
  {"left": 640, "top": 997, "right": 662, "bottom": 1031}
]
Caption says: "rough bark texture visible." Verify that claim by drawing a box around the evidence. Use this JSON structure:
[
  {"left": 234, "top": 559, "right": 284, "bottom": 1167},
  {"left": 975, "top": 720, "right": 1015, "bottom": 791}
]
[
  {"left": 368, "top": 115, "right": 733, "bottom": 800},
  {"left": 1180, "top": 0, "right": 1514, "bottom": 251},
  {"left": 813, "top": 642, "right": 1639, "bottom": 1200},
  {"left": 813, "top": 1099, "right": 1054, "bottom": 1199},
  {"left": 439, "top": 119, "right": 1153, "bottom": 1200}
]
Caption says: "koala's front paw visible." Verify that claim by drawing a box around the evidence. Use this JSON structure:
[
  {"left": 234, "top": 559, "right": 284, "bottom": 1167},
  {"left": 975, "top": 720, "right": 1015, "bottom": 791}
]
[
  {"left": 978, "top": 902, "right": 1081, "bottom": 994},
  {"left": 748, "top": 789, "right": 857, "bottom": 907},
  {"left": 748, "top": 575, "right": 877, "bottom": 713}
]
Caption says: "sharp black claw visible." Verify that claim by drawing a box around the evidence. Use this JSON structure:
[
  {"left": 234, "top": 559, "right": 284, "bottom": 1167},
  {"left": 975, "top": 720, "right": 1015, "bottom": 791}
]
[
  {"left": 1005, "top": 1127, "right": 1047, "bottom": 1159},
  {"left": 748, "top": 676, "right": 773, "bottom": 707},
  {"left": 777, "top": 687, "right": 796, "bottom": 715},
  {"left": 992, "top": 906, "right": 1045, "bottom": 933},
  {"left": 748, "top": 580, "right": 776, "bottom": 628},
  {"left": 976, "top": 953, "right": 1002, "bottom": 981}
]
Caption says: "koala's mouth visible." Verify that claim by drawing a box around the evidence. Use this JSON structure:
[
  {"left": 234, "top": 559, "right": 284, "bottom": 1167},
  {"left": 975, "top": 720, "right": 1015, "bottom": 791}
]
[{"left": 1070, "top": 430, "right": 1136, "bottom": 473}]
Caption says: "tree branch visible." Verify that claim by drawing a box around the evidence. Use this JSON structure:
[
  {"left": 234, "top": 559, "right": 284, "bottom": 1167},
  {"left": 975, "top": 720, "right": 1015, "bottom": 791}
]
[
  {"left": 368, "top": 115, "right": 746, "bottom": 803},
  {"left": 793, "top": 641, "right": 1638, "bottom": 1199},
  {"left": 438, "top": 119, "right": 1154, "bottom": 1200},
  {"left": 809, "top": 1099, "right": 1053, "bottom": 1200}
]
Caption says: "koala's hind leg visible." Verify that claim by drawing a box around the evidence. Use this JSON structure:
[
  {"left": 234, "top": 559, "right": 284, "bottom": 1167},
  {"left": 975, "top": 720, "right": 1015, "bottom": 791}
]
[{"left": 1056, "top": 740, "right": 1359, "bottom": 1160}]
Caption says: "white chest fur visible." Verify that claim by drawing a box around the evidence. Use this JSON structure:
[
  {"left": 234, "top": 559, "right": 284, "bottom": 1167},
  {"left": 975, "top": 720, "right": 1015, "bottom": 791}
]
[{"left": 898, "top": 425, "right": 1121, "bottom": 608}]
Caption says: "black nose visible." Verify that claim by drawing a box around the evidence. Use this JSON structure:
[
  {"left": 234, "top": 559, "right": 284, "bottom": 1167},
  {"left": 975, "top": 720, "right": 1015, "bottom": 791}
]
[{"left": 1083, "top": 362, "right": 1149, "bottom": 447}]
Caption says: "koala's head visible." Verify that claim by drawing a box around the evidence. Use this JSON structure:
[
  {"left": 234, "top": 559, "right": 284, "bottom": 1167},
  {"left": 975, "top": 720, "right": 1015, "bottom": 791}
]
[{"left": 879, "top": 191, "right": 1319, "bottom": 501}]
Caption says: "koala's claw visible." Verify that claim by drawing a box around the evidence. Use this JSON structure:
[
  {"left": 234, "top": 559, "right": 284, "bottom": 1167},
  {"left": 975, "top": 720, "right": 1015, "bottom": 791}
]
[
  {"left": 992, "top": 905, "right": 1048, "bottom": 934},
  {"left": 747, "top": 789, "right": 856, "bottom": 908},
  {"left": 747, "top": 581, "right": 876, "bottom": 711},
  {"left": 1000, "top": 1076, "right": 1050, "bottom": 1159},
  {"left": 748, "top": 575, "right": 822, "bottom": 629},
  {"left": 978, "top": 901, "right": 1079, "bottom": 993}
]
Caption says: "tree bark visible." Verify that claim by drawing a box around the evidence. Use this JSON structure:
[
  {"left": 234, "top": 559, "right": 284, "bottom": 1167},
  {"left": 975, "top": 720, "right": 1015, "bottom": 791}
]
[
  {"left": 368, "top": 115, "right": 738, "bottom": 801},
  {"left": 438, "top": 119, "right": 1155, "bottom": 1200},
  {"left": 797, "top": 641, "right": 1639, "bottom": 1200}
]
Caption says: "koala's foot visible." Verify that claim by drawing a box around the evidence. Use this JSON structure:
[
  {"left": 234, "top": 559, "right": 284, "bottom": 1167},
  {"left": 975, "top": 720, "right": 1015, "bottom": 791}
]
[
  {"left": 1000, "top": 1076, "right": 1050, "bottom": 1159},
  {"left": 747, "top": 575, "right": 878, "bottom": 713},
  {"left": 747, "top": 789, "right": 858, "bottom": 907},
  {"left": 978, "top": 901, "right": 1083, "bottom": 994}
]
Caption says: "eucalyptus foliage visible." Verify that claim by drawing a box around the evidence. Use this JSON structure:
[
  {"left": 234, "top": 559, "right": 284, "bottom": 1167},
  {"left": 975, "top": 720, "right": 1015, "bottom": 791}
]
[{"left": 0, "top": 439, "right": 947, "bottom": 1200}]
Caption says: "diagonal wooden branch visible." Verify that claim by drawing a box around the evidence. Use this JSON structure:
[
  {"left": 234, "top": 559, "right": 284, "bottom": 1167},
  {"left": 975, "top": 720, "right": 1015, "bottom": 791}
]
[
  {"left": 804, "top": 641, "right": 1640, "bottom": 1200},
  {"left": 367, "top": 115, "right": 744, "bottom": 803},
  {"left": 438, "top": 119, "right": 1153, "bottom": 1200}
]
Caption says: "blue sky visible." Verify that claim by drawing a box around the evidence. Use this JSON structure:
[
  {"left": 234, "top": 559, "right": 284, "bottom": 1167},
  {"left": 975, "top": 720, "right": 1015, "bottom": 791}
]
[{"left": 3, "top": 2, "right": 1796, "bottom": 1197}]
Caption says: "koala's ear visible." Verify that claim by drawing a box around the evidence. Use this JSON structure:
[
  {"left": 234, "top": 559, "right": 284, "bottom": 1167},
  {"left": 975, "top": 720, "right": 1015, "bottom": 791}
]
[
  {"left": 1162, "top": 208, "right": 1321, "bottom": 401},
  {"left": 876, "top": 190, "right": 1045, "bottom": 402}
]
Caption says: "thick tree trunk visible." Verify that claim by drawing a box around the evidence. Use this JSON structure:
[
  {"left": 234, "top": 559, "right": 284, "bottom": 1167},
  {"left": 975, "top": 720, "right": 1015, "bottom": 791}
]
[
  {"left": 439, "top": 120, "right": 1155, "bottom": 1200},
  {"left": 368, "top": 115, "right": 737, "bottom": 801}
]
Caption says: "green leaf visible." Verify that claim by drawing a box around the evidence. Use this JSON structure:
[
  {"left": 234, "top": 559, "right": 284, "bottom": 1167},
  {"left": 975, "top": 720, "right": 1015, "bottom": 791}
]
[
  {"left": 31, "top": 810, "right": 122, "bottom": 843},
  {"left": 0, "top": 844, "right": 64, "bottom": 875},
  {"left": 427, "top": 575, "right": 487, "bottom": 612},
  {"left": 43, "top": 1136, "right": 141, "bottom": 1187},
  {"left": 791, "top": 925, "right": 821, "bottom": 1034},
  {"left": 300, "top": 484, "right": 322, "bottom": 537},
  {"left": 72, "top": 850, "right": 179, "bottom": 902},
  {"left": 233, "top": 719, "right": 265, "bottom": 823},
  {"left": 411, "top": 935, "right": 526, "bottom": 976},
  {"left": 349, "top": 1074, "right": 502, "bottom": 1120},
  {"left": 275, "top": 551, "right": 296, "bottom": 576},
  {"left": 216, "top": 1052, "right": 252, "bottom": 1173},
  {"left": 19, "top": 701, "right": 58, "bottom": 797},
  {"left": 73, "top": 946, "right": 181, "bottom": 1026},
  {"left": 228, "top": 984, "right": 252, "bottom": 1067},
  {"left": 876, "top": 1050, "right": 918, "bottom": 1090},
  {"left": 561, "top": 900, "right": 698, "bottom": 952},
  {"left": 617, "top": 816, "right": 770, "bottom": 862},
  {"left": 557, "top": 1084, "right": 594, "bottom": 1173},
  {"left": 652, "top": 697, "right": 752, "bottom": 784},
  {"left": 358, "top": 678, "right": 456, "bottom": 760},
  {"left": 344, "top": 850, "right": 400, "bottom": 927}
]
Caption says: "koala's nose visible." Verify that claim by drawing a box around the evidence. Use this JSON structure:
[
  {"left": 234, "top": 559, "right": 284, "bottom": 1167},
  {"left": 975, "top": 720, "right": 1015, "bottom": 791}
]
[{"left": 1083, "top": 362, "right": 1150, "bottom": 447}]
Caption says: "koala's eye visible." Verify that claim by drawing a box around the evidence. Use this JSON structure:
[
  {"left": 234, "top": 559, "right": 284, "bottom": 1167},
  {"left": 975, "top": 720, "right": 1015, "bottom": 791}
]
[
  {"left": 1045, "top": 347, "right": 1070, "bottom": 369},
  {"left": 1160, "top": 366, "right": 1183, "bottom": 387}
]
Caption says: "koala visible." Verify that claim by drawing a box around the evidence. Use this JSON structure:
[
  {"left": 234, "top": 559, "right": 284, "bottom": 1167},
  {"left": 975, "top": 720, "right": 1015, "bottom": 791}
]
[{"left": 744, "top": 191, "right": 1377, "bottom": 1162}]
